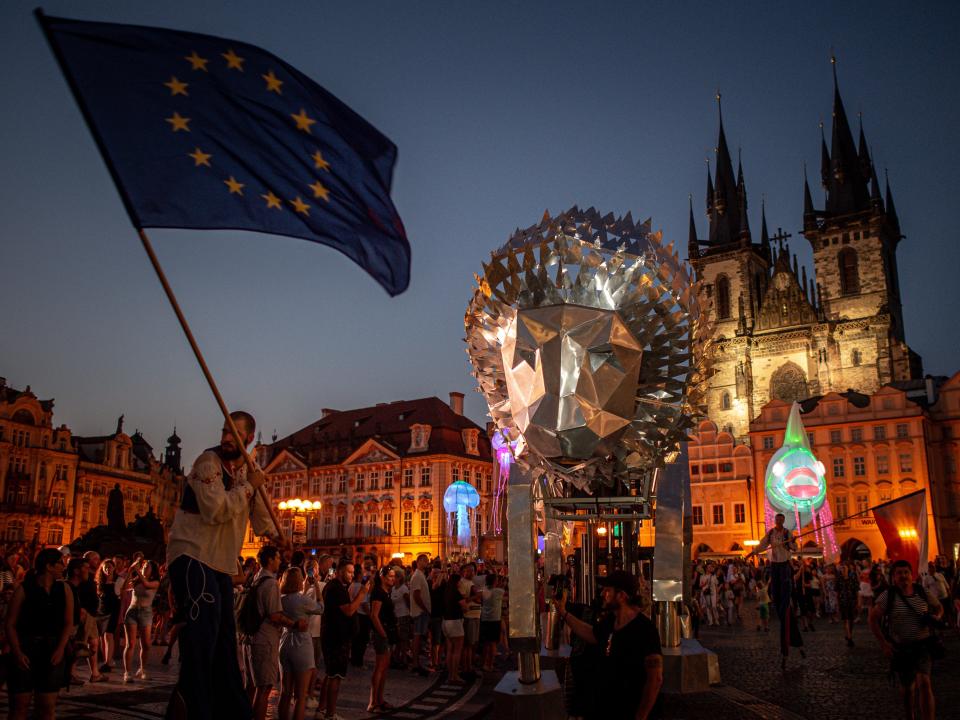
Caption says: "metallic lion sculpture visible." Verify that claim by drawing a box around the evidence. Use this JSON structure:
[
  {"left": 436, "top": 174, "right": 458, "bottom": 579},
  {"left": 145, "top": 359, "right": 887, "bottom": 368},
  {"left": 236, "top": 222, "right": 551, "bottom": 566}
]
[{"left": 465, "top": 206, "right": 711, "bottom": 493}]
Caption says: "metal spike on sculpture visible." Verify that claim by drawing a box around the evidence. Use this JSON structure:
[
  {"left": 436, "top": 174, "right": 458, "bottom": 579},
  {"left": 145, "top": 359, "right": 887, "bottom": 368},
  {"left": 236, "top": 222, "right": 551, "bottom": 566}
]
[{"left": 465, "top": 206, "right": 712, "bottom": 494}]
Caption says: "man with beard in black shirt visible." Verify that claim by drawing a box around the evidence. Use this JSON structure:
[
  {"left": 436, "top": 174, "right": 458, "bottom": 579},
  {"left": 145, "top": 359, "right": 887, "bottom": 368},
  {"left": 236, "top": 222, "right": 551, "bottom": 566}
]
[
  {"left": 319, "top": 560, "right": 372, "bottom": 720},
  {"left": 556, "top": 570, "right": 662, "bottom": 719}
]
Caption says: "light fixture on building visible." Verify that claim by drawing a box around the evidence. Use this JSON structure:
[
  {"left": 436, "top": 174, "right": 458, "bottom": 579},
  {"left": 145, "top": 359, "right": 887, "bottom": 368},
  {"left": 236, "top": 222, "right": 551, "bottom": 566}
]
[
  {"left": 596, "top": 525, "right": 608, "bottom": 536},
  {"left": 897, "top": 528, "right": 918, "bottom": 540},
  {"left": 277, "top": 498, "right": 322, "bottom": 512},
  {"left": 743, "top": 539, "right": 760, "bottom": 547}
]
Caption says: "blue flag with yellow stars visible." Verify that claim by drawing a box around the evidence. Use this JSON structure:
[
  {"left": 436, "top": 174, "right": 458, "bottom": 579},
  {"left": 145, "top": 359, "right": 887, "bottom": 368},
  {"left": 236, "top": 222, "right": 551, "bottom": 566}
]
[{"left": 39, "top": 13, "right": 410, "bottom": 296}]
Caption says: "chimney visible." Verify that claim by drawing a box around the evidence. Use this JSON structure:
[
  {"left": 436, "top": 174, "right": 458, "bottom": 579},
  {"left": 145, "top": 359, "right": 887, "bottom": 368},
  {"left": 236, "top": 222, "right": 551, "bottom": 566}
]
[
  {"left": 321, "top": 408, "right": 338, "bottom": 418},
  {"left": 449, "top": 392, "right": 464, "bottom": 416},
  {"left": 925, "top": 376, "right": 936, "bottom": 406}
]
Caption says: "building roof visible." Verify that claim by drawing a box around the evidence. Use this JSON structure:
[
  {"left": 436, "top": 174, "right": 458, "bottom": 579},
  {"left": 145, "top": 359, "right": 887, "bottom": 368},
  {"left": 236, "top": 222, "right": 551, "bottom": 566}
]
[{"left": 269, "top": 396, "right": 491, "bottom": 466}]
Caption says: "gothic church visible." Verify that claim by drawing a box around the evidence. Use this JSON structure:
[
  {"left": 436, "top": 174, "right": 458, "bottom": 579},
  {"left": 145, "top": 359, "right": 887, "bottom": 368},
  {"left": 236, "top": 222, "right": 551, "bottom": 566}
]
[{"left": 688, "top": 63, "right": 922, "bottom": 440}]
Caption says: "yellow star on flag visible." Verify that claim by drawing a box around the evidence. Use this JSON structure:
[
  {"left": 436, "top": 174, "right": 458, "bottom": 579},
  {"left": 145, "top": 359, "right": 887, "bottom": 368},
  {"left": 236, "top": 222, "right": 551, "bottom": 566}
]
[
  {"left": 311, "top": 150, "right": 331, "bottom": 172},
  {"left": 309, "top": 181, "right": 331, "bottom": 202},
  {"left": 165, "top": 112, "right": 191, "bottom": 132},
  {"left": 188, "top": 148, "right": 212, "bottom": 167},
  {"left": 184, "top": 51, "right": 209, "bottom": 72},
  {"left": 261, "top": 191, "right": 282, "bottom": 210},
  {"left": 262, "top": 70, "right": 284, "bottom": 94},
  {"left": 224, "top": 176, "right": 245, "bottom": 195},
  {"left": 164, "top": 76, "right": 189, "bottom": 96},
  {"left": 291, "top": 108, "right": 317, "bottom": 134},
  {"left": 290, "top": 196, "right": 311, "bottom": 215},
  {"left": 222, "top": 48, "right": 245, "bottom": 71}
]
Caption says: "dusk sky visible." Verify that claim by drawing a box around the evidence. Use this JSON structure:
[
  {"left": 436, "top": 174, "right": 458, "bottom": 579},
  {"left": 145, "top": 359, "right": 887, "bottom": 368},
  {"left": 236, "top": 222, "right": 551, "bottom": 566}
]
[{"left": 2, "top": 2, "right": 958, "bottom": 464}]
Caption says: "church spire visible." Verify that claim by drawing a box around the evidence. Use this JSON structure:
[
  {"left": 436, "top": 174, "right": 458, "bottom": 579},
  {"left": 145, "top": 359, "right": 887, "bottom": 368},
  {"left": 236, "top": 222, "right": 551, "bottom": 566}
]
[
  {"left": 760, "top": 196, "right": 771, "bottom": 258},
  {"left": 709, "top": 90, "right": 743, "bottom": 246},
  {"left": 826, "top": 55, "right": 871, "bottom": 215},
  {"left": 803, "top": 163, "right": 816, "bottom": 227},
  {"left": 688, "top": 195, "right": 699, "bottom": 260},
  {"left": 885, "top": 169, "right": 902, "bottom": 237},
  {"left": 820, "top": 121, "right": 830, "bottom": 190},
  {"left": 857, "top": 113, "right": 872, "bottom": 182},
  {"left": 706, "top": 158, "right": 714, "bottom": 215}
]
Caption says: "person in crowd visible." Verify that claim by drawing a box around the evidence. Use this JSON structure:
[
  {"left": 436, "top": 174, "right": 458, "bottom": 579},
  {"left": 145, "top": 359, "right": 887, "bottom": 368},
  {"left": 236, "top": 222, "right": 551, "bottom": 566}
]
[
  {"left": 480, "top": 573, "right": 505, "bottom": 672},
  {"left": 428, "top": 563, "right": 446, "bottom": 672},
  {"left": 122, "top": 559, "right": 159, "bottom": 682},
  {"left": 277, "top": 566, "right": 323, "bottom": 720},
  {"left": 442, "top": 571, "right": 468, "bottom": 683},
  {"left": 153, "top": 563, "right": 173, "bottom": 647},
  {"left": 459, "top": 562, "right": 482, "bottom": 680},
  {"left": 165, "top": 411, "right": 282, "bottom": 720},
  {"left": 320, "top": 560, "right": 373, "bottom": 720},
  {"left": 407, "top": 554, "right": 432, "bottom": 676},
  {"left": 302, "top": 554, "right": 331, "bottom": 695},
  {"left": 858, "top": 560, "right": 874, "bottom": 621},
  {"left": 698, "top": 562, "right": 718, "bottom": 626},
  {"left": 348, "top": 558, "right": 374, "bottom": 668},
  {"left": 246, "top": 546, "right": 305, "bottom": 720},
  {"left": 66, "top": 557, "right": 104, "bottom": 684},
  {"left": 822, "top": 563, "right": 838, "bottom": 624},
  {"left": 390, "top": 567, "right": 411, "bottom": 669},
  {"left": 730, "top": 564, "right": 746, "bottom": 624},
  {"left": 755, "top": 577, "right": 770, "bottom": 632},
  {"left": 94, "top": 558, "right": 120, "bottom": 674},
  {"left": 793, "top": 559, "right": 816, "bottom": 632},
  {"left": 870, "top": 559, "right": 943, "bottom": 720},
  {"left": 835, "top": 562, "right": 860, "bottom": 647},
  {"left": 5, "top": 548, "right": 74, "bottom": 720},
  {"left": 555, "top": 570, "right": 663, "bottom": 720},
  {"left": 369, "top": 566, "right": 398, "bottom": 712}
]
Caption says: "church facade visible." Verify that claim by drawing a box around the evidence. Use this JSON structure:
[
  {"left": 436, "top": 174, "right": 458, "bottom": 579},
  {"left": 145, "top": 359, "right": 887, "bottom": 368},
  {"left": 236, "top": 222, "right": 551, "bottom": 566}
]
[{"left": 688, "top": 66, "right": 922, "bottom": 442}]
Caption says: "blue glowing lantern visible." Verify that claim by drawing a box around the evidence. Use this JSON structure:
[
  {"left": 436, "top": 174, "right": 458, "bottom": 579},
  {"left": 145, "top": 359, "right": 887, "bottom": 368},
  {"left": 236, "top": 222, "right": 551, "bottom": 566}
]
[{"left": 443, "top": 480, "right": 481, "bottom": 548}]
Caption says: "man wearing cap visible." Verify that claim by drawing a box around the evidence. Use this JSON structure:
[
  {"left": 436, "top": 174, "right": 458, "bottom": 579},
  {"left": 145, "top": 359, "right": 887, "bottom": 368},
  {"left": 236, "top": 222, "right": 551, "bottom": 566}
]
[{"left": 556, "top": 570, "right": 662, "bottom": 719}]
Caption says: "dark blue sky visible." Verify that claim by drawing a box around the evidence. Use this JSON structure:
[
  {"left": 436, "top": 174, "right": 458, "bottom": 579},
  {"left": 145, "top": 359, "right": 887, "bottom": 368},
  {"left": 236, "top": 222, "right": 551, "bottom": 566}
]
[{"left": 2, "top": 2, "right": 958, "bottom": 463}]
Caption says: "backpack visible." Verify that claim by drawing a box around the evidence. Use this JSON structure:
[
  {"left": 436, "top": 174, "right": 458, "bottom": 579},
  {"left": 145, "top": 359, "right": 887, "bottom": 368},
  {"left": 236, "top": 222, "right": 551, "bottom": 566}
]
[{"left": 235, "top": 576, "right": 270, "bottom": 638}]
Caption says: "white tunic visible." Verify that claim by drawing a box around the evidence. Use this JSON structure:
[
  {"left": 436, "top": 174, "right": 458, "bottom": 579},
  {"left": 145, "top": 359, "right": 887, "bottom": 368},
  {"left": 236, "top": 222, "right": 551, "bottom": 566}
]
[{"left": 166, "top": 450, "right": 274, "bottom": 575}]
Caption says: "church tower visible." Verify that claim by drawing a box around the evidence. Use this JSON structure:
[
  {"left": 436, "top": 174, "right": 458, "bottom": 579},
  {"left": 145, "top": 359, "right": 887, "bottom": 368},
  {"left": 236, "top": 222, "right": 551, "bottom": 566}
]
[
  {"left": 801, "top": 59, "right": 922, "bottom": 387},
  {"left": 164, "top": 428, "right": 182, "bottom": 474},
  {"left": 688, "top": 94, "right": 772, "bottom": 436}
]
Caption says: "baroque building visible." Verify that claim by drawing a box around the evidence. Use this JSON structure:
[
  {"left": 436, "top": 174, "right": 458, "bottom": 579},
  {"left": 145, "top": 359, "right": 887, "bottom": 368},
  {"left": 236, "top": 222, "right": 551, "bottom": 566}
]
[
  {"left": 252, "top": 393, "right": 495, "bottom": 563},
  {"left": 689, "top": 67, "right": 921, "bottom": 441},
  {"left": 0, "top": 376, "right": 184, "bottom": 546}
]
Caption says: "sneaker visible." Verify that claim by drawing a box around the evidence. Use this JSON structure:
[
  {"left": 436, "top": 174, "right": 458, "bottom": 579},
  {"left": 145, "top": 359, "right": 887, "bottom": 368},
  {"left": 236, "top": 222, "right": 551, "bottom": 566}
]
[
  {"left": 135, "top": 669, "right": 148, "bottom": 681},
  {"left": 123, "top": 672, "right": 132, "bottom": 684}
]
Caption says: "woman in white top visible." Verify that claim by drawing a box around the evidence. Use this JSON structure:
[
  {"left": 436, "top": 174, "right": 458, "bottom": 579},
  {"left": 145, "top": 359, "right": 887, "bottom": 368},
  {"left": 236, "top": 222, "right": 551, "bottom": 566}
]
[
  {"left": 278, "top": 567, "right": 323, "bottom": 720},
  {"left": 390, "top": 569, "right": 411, "bottom": 669},
  {"left": 122, "top": 560, "right": 159, "bottom": 683}
]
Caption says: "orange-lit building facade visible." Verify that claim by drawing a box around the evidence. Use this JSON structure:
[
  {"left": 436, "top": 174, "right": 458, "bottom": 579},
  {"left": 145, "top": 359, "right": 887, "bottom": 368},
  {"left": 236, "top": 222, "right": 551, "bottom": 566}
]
[{"left": 248, "top": 393, "right": 496, "bottom": 563}]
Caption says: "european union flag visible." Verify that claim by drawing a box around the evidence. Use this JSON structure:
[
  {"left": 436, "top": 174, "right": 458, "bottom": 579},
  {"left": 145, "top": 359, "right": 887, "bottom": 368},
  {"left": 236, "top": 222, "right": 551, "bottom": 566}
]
[{"left": 39, "top": 13, "right": 410, "bottom": 296}]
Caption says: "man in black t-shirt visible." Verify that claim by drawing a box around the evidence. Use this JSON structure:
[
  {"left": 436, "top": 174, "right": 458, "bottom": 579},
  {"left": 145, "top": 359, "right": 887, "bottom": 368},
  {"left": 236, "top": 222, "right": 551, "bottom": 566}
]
[
  {"left": 556, "top": 570, "right": 663, "bottom": 719},
  {"left": 319, "top": 560, "right": 372, "bottom": 720}
]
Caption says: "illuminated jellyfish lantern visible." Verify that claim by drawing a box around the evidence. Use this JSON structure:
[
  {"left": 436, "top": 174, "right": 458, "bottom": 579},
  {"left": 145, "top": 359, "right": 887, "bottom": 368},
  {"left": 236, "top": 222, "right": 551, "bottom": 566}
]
[
  {"left": 765, "top": 402, "right": 827, "bottom": 532},
  {"left": 443, "top": 480, "right": 481, "bottom": 548}
]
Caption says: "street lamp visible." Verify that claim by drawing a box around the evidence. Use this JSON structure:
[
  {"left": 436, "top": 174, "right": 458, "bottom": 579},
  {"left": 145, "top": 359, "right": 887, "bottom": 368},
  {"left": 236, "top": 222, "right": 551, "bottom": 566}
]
[{"left": 276, "top": 497, "right": 323, "bottom": 544}]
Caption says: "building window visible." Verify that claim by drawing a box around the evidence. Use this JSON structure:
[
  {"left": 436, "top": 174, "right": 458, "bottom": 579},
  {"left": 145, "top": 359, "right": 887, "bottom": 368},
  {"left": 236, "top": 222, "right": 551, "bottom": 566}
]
[
  {"left": 485, "top": 472, "right": 492, "bottom": 493},
  {"left": 855, "top": 494, "right": 869, "bottom": 514},
  {"left": 834, "top": 494, "right": 848, "bottom": 521},
  {"left": 420, "top": 467, "right": 431, "bottom": 487},
  {"left": 711, "top": 505, "right": 724, "bottom": 525},
  {"left": 720, "top": 462, "right": 733, "bottom": 473},
  {"left": 721, "top": 392, "right": 731, "bottom": 411},
  {"left": 310, "top": 477, "right": 320, "bottom": 495},
  {"left": 838, "top": 248, "right": 860, "bottom": 295},
  {"left": 295, "top": 479, "right": 304, "bottom": 496},
  {"left": 896, "top": 423, "right": 909, "bottom": 439},
  {"left": 690, "top": 465, "right": 700, "bottom": 476},
  {"left": 355, "top": 473, "right": 365, "bottom": 492},
  {"left": 853, "top": 457, "right": 866, "bottom": 476},
  {"left": 325, "top": 477, "right": 333, "bottom": 494},
  {"left": 692, "top": 506, "right": 703, "bottom": 526},
  {"left": 475, "top": 470, "right": 483, "bottom": 488},
  {"left": 734, "top": 503, "right": 746, "bottom": 524},
  {"left": 403, "top": 468, "right": 414, "bottom": 488},
  {"left": 354, "top": 516, "right": 363, "bottom": 538},
  {"left": 807, "top": 432, "right": 815, "bottom": 447},
  {"left": 368, "top": 514, "right": 378, "bottom": 537},
  {"left": 383, "top": 513, "right": 393, "bottom": 536},
  {"left": 832, "top": 458, "right": 845, "bottom": 478},
  {"left": 703, "top": 464, "right": 716, "bottom": 474},
  {"left": 402, "top": 511, "right": 413, "bottom": 537},
  {"left": 830, "top": 430, "right": 842, "bottom": 444},
  {"left": 851, "top": 428, "right": 863, "bottom": 442},
  {"left": 452, "top": 467, "right": 460, "bottom": 483},
  {"left": 283, "top": 479, "right": 292, "bottom": 498},
  {"left": 369, "top": 471, "right": 379, "bottom": 490},
  {"left": 384, "top": 470, "right": 394, "bottom": 489},
  {"left": 323, "top": 516, "right": 332, "bottom": 539},
  {"left": 338, "top": 473, "right": 347, "bottom": 493},
  {"left": 336, "top": 515, "right": 345, "bottom": 539},
  {"left": 851, "top": 349, "right": 862, "bottom": 366},
  {"left": 876, "top": 455, "right": 889, "bottom": 474},
  {"left": 879, "top": 490, "right": 892, "bottom": 503},
  {"left": 762, "top": 436, "right": 774, "bottom": 450},
  {"left": 715, "top": 275, "right": 731, "bottom": 320},
  {"left": 46, "top": 525, "right": 63, "bottom": 545},
  {"left": 874, "top": 425, "right": 886, "bottom": 441},
  {"left": 420, "top": 511, "right": 430, "bottom": 536},
  {"left": 899, "top": 453, "right": 913, "bottom": 473}
]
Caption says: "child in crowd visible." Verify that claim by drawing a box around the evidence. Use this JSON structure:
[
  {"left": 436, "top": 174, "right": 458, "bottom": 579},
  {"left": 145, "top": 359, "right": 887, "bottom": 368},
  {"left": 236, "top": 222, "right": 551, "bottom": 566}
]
[{"left": 755, "top": 578, "right": 770, "bottom": 632}]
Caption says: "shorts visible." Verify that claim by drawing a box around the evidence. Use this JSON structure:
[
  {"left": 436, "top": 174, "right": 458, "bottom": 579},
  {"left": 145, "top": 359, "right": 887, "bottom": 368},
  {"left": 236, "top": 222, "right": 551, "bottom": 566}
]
[
  {"left": 480, "top": 620, "right": 501, "bottom": 644},
  {"left": 372, "top": 631, "right": 390, "bottom": 655},
  {"left": 757, "top": 604, "right": 769, "bottom": 620},
  {"left": 892, "top": 640, "right": 933, "bottom": 686},
  {"left": 80, "top": 613, "right": 100, "bottom": 642},
  {"left": 396, "top": 615, "right": 412, "bottom": 643},
  {"left": 280, "top": 635, "right": 316, "bottom": 674},
  {"left": 244, "top": 641, "right": 280, "bottom": 688},
  {"left": 464, "top": 617, "right": 480, "bottom": 646},
  {"left": 321, "top": 639, "right": 350, "bottom": 679},
  {"left": 442, "top": 619, "right": 464, "bottom": 639},
  {"left": 412, "top": 613, "right": 430, "bottom": 637},
  {"left": 124, "top": 605, "right": 153, "bottom": 628},
  {"left": 430, "top": 617, "right": 444, "bottom": 646},
  {"left": 6, "top": 639, "right": 65, "bottom": 695}
]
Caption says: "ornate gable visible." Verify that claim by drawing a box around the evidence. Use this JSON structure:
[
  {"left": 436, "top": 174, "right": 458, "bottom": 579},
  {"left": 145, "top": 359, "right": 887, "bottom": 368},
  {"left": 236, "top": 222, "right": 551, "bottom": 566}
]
[
  {"left": 755, "top": 254, "right": 818, "bottom": 332},
  {"left": 343, "top": 438, "right": 400, "bottom": 466},
  {"left": 265, "top": 449, "right": 307, "bottom": 474}
]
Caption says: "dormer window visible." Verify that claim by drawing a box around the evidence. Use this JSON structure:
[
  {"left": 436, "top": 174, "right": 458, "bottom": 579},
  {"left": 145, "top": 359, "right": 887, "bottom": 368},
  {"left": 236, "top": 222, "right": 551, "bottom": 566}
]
[
  {"left": 462, "top": 428, "right": 480, "bottom": 456},
  {"left": 409, "top": 424, "right": 431, "bottom": 452}
]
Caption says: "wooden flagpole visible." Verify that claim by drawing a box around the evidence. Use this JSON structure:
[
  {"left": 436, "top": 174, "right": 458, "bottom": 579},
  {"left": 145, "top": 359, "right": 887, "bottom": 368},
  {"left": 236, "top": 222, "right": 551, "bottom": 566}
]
[{"left": 136, "top": 229, "right": 284, "bottom": 540}]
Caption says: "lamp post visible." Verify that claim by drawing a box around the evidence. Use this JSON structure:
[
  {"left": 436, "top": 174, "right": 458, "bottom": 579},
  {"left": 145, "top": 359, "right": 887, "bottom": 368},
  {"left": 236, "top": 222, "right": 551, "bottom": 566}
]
[{"left": 276, "top": 498, "right": 322, "bottom": 546}]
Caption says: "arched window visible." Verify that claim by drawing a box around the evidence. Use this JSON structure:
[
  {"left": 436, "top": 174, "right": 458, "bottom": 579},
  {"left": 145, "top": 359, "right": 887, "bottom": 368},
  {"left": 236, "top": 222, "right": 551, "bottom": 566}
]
[
  {"left": 721, "top": 392, "right": 731, "bottom": 411},
  {"left": 838, "top": 249, "right": 859, "bottom": 295},
  {"left": 715, "top": 275, "right": 731, "bottom": 319}
]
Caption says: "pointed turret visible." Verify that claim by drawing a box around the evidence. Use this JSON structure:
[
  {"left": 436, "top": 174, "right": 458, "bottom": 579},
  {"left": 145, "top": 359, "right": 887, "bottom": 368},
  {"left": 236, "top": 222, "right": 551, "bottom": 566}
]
[
  {"left": 760, "top": 198, "right": 771, "bottom": 258},
  {"left": 826, "top": 56, "right": 871, "bottom": 215},
  {"left": 708, "top": 91, "right": 743, "bottom": 246},
  {"left": 870, "top": 164, "right": 884, "bottom": 210},
  {"left": 705, "top": 159, "right": 714, "bottom": 215},
  {"left": 687, "top": 195, "right": 699, "bottom": 260},
  {"left": 885, "top": 170, "right": 902, "bottom": 237},
  {"left": 803, "top": 164, "right": 816, "bottom": 229},
  {"left": 820, "top": 122, "right": 830, "bottom": 189},
  {"left": 857, "top": 115, "right": 872, "bottom": 182}
]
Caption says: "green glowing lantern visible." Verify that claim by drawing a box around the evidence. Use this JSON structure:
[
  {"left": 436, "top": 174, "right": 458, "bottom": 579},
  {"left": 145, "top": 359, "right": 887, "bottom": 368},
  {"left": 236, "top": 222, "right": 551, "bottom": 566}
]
[{"left": 764, "top": 402, "right": 827, "bottom": 531}]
